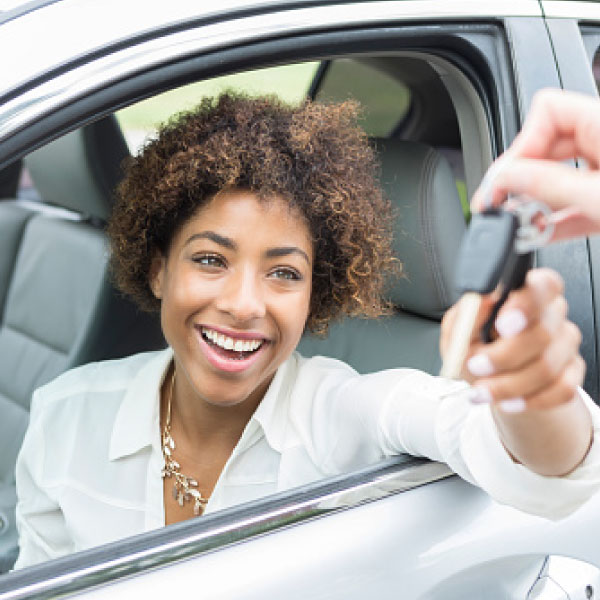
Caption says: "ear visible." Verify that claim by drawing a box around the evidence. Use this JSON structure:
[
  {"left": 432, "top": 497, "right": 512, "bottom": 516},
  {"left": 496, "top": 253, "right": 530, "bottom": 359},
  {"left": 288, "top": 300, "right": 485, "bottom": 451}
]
[{"left": 148, "top": 252, "right": 166, "bottom": 300}]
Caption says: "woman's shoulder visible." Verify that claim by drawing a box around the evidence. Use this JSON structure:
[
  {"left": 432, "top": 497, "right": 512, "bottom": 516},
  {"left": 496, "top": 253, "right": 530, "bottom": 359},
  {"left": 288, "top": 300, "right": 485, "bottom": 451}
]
[
  {"left": 292, "top": 350, "right": 433, "bottom": 381},
  {"left": 292, "top": 351, "right": 359, "bottom": 379},
  {"left": 31, "top": 349, "right": 170, "bottom": 416}
]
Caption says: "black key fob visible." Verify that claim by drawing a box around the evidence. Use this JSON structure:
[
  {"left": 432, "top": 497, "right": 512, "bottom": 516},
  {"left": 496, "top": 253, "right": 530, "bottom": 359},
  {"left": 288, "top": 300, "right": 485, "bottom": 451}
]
[{"left": 455, "top": 208, "right": 533, "bottom": 343}]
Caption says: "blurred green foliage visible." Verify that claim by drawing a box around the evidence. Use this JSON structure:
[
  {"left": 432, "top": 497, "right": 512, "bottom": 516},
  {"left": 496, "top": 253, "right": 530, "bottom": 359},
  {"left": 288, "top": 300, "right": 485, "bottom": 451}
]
[{"left": 116, "top": 62, "right": 320, "bottom": 136}]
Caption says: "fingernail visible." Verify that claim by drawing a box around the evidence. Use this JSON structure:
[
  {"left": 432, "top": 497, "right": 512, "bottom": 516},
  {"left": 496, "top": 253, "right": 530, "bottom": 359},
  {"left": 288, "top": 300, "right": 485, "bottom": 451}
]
[
  {"left": 526, "top": 269, "right": 552, "bottom": 298},
  {"left": 498, "top": 398, "right": 527, "bottom": 413},
  {"left": 495, "top": 309, "right": 527, "bottom": 338},
  {"left": 467, "top": 354, "right": 495, "bottom": 377},
  {"left": 468, "top": 385, "right": 493, "bottom": 405}
]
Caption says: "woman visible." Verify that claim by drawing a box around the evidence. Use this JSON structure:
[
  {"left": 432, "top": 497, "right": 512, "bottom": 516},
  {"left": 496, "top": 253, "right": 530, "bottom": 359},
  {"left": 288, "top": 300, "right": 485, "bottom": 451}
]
[{"left": 14, "top": 93, "right": 600, "bottom": 568}]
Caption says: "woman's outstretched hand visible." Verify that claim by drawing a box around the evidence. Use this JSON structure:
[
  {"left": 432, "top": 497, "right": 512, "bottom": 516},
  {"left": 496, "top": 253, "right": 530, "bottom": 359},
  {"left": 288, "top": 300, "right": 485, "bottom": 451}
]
[
  {"left": 441, "top": 267, "right": 592, "bottom": 477},
  {"left": 471, "top": 88, "right": 600, "bottom": 242}
]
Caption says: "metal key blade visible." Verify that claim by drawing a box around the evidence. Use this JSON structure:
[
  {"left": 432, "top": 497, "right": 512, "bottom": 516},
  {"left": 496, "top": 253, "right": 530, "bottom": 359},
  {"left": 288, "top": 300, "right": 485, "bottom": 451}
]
[{"left": 439, "top": 291, "right": 482, "bottom": 379}]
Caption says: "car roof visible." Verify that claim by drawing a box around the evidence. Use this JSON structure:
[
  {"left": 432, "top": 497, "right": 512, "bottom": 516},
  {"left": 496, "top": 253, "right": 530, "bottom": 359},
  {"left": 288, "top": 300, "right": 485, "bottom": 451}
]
[
  {"left": 0, "top": 0, "right": 544, "bottom": 159},
  {"left": 0, "top": 0, "right": 542, "bottom": 95}
]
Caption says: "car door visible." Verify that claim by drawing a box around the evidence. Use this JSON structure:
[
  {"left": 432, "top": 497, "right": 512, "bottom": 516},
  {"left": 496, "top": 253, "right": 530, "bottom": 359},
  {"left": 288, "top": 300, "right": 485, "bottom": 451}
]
[
  {"left": 1, "top": 1, "right": 600, "bottom": 599},
  {"left": 541, "top": 0, "right": 600, "bottom": 404}
]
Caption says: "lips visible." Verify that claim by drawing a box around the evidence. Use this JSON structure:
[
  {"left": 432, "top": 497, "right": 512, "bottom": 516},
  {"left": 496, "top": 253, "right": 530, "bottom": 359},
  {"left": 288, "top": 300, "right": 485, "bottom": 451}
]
[
  {"left": 196, "top": 325, "right": 270, "bottom": 373},
  {"left": 201, "top": 326, "right": 264, "bottom": 353}
]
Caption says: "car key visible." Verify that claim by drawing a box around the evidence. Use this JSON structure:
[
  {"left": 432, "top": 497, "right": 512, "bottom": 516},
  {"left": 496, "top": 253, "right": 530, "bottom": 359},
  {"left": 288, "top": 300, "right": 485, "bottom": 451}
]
[
  {"left": 439, "top": 201, "right": 552, "bottom": 380},
  {"left": 440, "top": 208, "right": 521, "bottom": 378}
]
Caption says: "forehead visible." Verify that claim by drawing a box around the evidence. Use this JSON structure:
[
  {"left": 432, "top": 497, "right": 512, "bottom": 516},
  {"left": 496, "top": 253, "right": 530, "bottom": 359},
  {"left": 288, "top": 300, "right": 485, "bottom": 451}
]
[{"left": 180, "top": 189, "right": 312, "bottom": 246}]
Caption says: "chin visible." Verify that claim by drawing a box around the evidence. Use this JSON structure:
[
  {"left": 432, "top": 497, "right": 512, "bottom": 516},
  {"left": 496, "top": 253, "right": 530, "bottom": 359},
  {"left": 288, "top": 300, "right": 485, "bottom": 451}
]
[{"left": 198, "top": 378, "right": 265, "bottom": 407}]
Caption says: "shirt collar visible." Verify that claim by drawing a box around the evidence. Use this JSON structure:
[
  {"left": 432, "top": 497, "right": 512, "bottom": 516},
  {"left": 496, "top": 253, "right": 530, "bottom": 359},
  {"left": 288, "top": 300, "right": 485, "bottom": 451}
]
[
  {"left": 109, "top": 348, "right": 173, "bottom": 461},
  {"left": 248, "top": 352, "right": 298, "bottom": 454},
  {"left": 108, "top": 348, "right": 299, "bottom": 461}
]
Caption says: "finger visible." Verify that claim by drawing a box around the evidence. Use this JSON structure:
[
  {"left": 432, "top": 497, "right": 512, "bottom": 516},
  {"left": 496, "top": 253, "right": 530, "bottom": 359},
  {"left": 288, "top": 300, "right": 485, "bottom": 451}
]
[
  {"left": 509, "top": 89, "right": 600, "bottom": 166},
  {"left": 440, "top": 293, "right": 496, "bottom": 357},
  {"left": 473, "top": 320, "right": 582, "bottom": 401},
  {"left": 516, "top": 355, "right": 586, "bottom": 411},
  {"left": 442, "top": 269, "right": 564, "bottom": 380},
  {"left": 549, "top": 207, "right": 600, "bottom": 242},
  {"left": 493, "top": 269, "right": 564, "bottom": 338},
  {"left": 470, "top": 153, "right": 514, "bottom": 212},
  {"left": 511, "top": 137, "right": 600, "bottom": 166},
  {"left": 488, "top": 159, "right": 600, "bottom": 217},
  {"left": 466, "top": 318, "right": 554, "bottom": 377}
]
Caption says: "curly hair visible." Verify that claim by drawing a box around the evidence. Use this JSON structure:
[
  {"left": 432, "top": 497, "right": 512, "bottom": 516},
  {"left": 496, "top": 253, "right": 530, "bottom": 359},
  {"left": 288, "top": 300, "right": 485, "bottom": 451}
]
[{"left": 108, "top": 92, "right": 400, "bottom": 335}]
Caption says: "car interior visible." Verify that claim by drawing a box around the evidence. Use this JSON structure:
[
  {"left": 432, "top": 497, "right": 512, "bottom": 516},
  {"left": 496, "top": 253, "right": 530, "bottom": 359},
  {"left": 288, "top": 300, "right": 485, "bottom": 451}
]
[{"left": 0, "top": 54, "right": 474, "bottom": 572}]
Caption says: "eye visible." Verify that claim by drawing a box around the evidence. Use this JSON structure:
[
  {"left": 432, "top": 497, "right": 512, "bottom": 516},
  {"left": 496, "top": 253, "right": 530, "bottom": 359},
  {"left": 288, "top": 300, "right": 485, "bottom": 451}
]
[
  {"left": 192, "top": 253, "right": 226, "bottom": 269},
  {"left": 269, "top": 267, "right": 301, "bottom": 281}
]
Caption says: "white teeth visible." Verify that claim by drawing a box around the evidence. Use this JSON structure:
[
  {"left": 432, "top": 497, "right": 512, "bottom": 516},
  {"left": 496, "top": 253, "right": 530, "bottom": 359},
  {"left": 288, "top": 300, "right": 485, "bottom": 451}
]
[{"left": 202, "top": 328, "right": 263, "bottom": 353}]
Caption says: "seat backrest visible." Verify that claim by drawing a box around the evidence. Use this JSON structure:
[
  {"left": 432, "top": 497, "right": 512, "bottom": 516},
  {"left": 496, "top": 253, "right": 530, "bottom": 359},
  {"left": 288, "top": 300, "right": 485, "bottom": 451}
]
[
  {"left": 0, "top": 117, "right": 164, "bottom": 571},
  {"left": 297, "top": 139, "right": 466, "bottom": 375}
]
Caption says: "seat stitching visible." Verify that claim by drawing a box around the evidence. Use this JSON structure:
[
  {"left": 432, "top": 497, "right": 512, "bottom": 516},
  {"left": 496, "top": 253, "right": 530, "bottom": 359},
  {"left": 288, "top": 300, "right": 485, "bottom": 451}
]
[
  {"left": 0, "top": 207, "right": 34, "bottom": 324},
  {"left": 0, "top": 381, "right": 24, "bottom": 407},
  {"left": 418, "top": 149, "right": 450, "bottom": 311},
  {"left": 3, "top": 322, "right": 69, "bottom": 356}
]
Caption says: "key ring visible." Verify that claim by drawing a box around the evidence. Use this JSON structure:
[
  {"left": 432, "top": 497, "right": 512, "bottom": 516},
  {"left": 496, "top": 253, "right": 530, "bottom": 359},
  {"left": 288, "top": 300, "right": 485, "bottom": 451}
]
[
  {"left": 478, "top": 159, "right": 554, "bottom": 253},
  {"left": 510, "top": 200, "right": 554, "bottom": 254}
]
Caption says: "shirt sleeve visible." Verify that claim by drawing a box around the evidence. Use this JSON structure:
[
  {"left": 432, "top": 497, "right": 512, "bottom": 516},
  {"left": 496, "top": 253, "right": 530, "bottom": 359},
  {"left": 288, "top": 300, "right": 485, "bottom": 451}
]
[
  {"left": 433, "top": 385, "right": 600, "bottom": 520},
  {"left": 299, "top": 357, "right": 600, "bottom": 520},
  {"left": 13, "top": 390, "right": 73, "bottom": 570}
]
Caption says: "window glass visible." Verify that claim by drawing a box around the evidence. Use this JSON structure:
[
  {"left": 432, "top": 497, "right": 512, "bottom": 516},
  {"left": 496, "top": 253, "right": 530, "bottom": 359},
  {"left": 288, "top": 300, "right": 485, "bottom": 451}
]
[
  {"left": 116, "top": 62, "right": 320, "bottom": 153},
  {"left": 314, "top": 59, "right": 411, "bottom": 137}
]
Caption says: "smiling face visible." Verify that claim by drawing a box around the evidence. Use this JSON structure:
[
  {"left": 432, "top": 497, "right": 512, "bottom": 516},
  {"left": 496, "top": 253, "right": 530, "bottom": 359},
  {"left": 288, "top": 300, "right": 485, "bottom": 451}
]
[{"left": 150, "top": 189, "right": 313, "bottom": 409}]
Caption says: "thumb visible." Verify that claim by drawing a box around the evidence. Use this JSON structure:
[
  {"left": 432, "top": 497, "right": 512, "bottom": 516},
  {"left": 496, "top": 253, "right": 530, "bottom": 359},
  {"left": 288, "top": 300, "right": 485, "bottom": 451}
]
[
  {"left": 494, "top": 158, "right": 600, "bottom": 213},
  {"left": 440, "top": 293, "right": 497, "bottom": 357},
  {"left": 473, "top": 158, "right": 600, "bottom": 240}
]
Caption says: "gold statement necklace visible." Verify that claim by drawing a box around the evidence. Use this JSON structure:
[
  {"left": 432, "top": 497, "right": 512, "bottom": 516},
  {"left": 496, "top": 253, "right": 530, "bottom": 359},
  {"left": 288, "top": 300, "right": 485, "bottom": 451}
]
[{"left": 161, "top": 369, "right": 209, "bottom": 516}]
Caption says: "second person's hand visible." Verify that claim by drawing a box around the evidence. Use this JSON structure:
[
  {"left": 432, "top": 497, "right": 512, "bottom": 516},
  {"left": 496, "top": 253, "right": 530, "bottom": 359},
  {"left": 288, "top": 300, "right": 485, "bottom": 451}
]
[{"left": 471, "top": 88, "right": 600, "bottom": 242}]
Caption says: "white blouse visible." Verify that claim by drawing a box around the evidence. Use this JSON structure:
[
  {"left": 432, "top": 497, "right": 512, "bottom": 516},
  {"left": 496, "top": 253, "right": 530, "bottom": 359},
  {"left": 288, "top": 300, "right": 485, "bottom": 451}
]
[{"left": 14, "top": 348, "right": 600, "bottom": 569}]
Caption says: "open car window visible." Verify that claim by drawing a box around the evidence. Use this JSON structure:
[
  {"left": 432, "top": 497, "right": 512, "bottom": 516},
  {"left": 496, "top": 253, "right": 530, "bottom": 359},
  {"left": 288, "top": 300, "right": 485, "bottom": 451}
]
[{"left": 0, "top": 42, "right": 484, "bottom": 577}]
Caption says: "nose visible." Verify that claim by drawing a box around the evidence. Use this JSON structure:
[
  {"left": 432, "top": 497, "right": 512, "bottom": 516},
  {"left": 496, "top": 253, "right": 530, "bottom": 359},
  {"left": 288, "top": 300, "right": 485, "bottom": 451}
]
[{"left": 215, "top": 267, "right": 266, "bottom": 323}]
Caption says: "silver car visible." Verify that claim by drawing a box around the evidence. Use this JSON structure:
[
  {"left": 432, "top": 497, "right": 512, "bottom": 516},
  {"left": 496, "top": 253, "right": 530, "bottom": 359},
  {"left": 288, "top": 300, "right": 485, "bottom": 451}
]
[{"left": 1, "top": 1, "right": 600, "bottom": 598}]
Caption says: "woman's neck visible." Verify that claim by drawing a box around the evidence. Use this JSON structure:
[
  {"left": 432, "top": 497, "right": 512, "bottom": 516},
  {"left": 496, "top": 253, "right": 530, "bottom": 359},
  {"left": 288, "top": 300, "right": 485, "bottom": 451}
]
[{"left": 161, "top": 362, "right": 272, "bottom": 455}]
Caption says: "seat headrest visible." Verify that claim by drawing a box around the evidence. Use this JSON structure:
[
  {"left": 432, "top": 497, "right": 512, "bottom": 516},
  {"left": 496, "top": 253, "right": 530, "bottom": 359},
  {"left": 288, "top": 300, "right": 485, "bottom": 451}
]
[
  {"left": 24, "top": 115, "right": 130, "bottom": 221},
  {"left": 375, "top": 139, "right": 466, "bottom": 319}
]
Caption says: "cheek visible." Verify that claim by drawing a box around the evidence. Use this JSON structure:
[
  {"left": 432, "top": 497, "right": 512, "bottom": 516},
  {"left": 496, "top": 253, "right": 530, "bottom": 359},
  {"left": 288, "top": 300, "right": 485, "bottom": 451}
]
[
  {"left": 280, "top": 288, "right": 312, "bottom": 342},
  {"left": 160, "top": 269, "right": 218, "bottom": 319}
]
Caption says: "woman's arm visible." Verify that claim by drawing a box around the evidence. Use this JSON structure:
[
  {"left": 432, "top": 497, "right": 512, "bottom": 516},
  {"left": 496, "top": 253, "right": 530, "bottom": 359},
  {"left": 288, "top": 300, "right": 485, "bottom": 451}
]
[{"left": 490, "top": 396, "right": 592, "bottom": 476}]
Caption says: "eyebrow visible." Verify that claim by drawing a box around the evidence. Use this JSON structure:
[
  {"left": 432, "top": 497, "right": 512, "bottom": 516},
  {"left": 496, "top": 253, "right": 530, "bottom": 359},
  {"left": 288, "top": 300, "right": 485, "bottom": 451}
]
[
  {"left": 184, "top": 231, "right": 311, "bottom": 265},
  {"left": 184, "top": 231, "right": 236, "bottom": 250},
  {"left": 266, "top": 247, "right": 311, "bottom": 265}
]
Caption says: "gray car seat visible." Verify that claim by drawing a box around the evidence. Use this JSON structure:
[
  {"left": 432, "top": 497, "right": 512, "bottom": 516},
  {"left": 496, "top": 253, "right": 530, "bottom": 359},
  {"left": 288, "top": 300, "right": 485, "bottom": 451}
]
[
  {"left": 298, "top": 139, "right": 466, "bottom": 374},
  {"left": 0, "top": 117, "right": 164, "bottom": 571}
]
